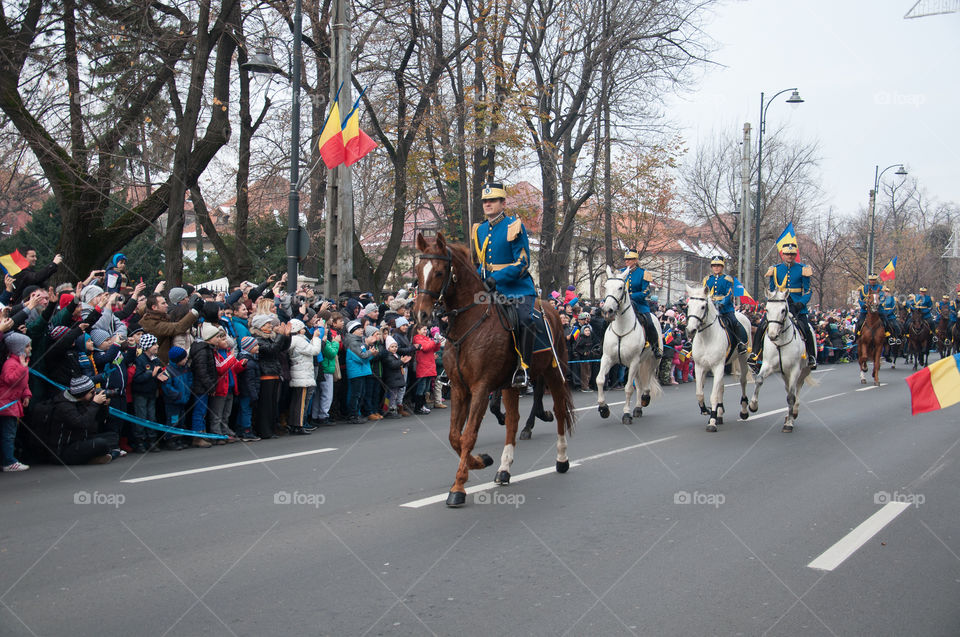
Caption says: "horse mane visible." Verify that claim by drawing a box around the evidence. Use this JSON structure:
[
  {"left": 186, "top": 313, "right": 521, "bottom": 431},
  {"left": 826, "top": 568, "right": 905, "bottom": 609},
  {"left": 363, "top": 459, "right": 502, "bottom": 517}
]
[{"left": 445, "top": 241, "right": 484, "bottom": 286}]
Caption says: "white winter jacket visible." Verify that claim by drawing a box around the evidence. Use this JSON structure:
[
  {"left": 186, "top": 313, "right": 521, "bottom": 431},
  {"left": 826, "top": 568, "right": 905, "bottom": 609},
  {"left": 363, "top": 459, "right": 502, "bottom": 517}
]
[{"left": 288, "top": 332, "right": 323, "bottom": 387}]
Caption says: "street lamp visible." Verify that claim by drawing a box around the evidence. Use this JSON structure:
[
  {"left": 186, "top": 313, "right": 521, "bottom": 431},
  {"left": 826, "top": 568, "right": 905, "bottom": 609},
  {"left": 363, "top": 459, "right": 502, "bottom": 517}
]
[
  {"left": 753, "top": 88, "right": 804, "bottom": 299},
  {"left": 867, "top": 163, "right": 908, "bottom": 276},
  {"left": 242, "top": 0, "right": 304, "bottom": 296}
]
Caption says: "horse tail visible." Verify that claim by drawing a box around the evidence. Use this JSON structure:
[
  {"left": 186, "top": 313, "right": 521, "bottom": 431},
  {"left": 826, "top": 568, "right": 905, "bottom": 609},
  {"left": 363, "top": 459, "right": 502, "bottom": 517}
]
[
  {"left": 552, "top": 329, "right": 577, "bottom": 435},
  {"left": 803, "top": 374, "right": 820, "bottom": 387}
]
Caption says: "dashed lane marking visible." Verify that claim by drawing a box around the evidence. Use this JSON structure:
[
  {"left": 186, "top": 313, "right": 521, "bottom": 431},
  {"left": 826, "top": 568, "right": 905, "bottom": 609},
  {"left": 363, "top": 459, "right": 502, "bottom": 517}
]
[{"left": 121, "top": 448, "right": 338, "bottom": 483}]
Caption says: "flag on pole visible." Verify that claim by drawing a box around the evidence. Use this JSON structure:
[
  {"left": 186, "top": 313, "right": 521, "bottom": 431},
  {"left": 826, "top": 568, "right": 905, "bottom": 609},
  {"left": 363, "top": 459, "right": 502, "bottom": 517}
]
[
  {"left": 879, "top": 256, "right": 897, "bottom": 281},
  {"left": 905, "top": 353, "right": 960, "bottom": 415},
  {"left": 733, "top": 276, "right": 757, "bottom": 307},
  {"left": 775, "top": 222, "right": 798, "bottom": 255},
  {"left": 0, "top": 250, "right": 30, "bottom": 276},
  {"left": 341, "top": 90, "right": 377, "bottom": 166},
  {"left": 318, "top": 83, "right": 345, "bottom": 169}
]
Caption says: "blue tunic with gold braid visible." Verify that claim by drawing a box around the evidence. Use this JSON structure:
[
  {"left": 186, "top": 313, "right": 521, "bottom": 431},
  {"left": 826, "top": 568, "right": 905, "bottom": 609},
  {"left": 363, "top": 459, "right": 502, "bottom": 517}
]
[
  {"left": 703, "top": 273, "right": 735, "bottom": 314},
  {"left": 619, "top": 266, "right": 652, "bottom": 314},
  {"left": 767, "top": 262, "right": 811, "bottom": 314},
  {"left": 472, "top": 212, "right": 537, "bottom": 299}
]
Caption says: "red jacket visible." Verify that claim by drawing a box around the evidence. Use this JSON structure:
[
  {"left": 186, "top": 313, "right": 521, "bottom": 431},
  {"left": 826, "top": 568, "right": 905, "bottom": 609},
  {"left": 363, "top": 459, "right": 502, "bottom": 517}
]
[
  {"left": 0, "top": 356, "right": 32, "bottom": 418},
  {"left": 413, "top": 333, "right": 440, "bottom": 378},
  {"left": 213, "top": 349, "right": 243, "bottom": 397}
]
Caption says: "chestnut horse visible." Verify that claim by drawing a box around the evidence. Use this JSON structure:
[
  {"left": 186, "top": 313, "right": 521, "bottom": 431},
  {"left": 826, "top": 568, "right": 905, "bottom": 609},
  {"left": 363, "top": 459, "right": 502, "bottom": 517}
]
[
  {"left": 857, "top": 292, "right": 884, "bottom": 385},
  {"left": 936, "top": 314, "right": 953, "bottom": 358},
  {"left": 413, "top": 232, "right": 576, "bottom": 507}
]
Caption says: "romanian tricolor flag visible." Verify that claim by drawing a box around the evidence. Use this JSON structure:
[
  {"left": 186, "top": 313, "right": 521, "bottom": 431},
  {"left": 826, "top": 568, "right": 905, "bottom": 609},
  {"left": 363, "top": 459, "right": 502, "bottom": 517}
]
[
  {"left": 733, "top": 277, "right": 757, "bottom": 307},
  {"left": 342, "top": 100, "right": 377, "bottom": 166},
  {"left": 318, "top": 84, "right": 345, "bottom": 169},
  {"left": 0, "top": 250, "right": 29, "bottom": 276},
  {"left": 906, "top": 353, "right": 960, "bottom": 415},
  {"left": 776, "top": 222, "right": 798, "bottom": 255},
  {"left": 879, "top": 256, "right": 897, "bottom": 282}
]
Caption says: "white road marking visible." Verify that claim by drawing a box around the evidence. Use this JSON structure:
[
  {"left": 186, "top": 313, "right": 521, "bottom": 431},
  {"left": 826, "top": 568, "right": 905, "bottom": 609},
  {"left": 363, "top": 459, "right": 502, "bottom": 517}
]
[
  {"left": 574, "top": 400, "right": 624, "bottom": 413},
  {"left": 807, "top": 502, "right": 910, "bottom": 571},
  {"left": 808, "top": 392, "right": 849, "bottom": 403},
  {"left": 399, "top": 435, "right": 677, "bottom": 508},
  {"left": 121, "top": 448, "right": 338, "bottom": 483},
  {"left": 855, "top": 383, "right": 887, "bottom": 392}
]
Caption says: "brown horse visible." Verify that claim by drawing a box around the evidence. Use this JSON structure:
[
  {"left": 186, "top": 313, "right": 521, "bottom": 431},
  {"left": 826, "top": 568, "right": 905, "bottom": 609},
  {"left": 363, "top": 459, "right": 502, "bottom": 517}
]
[
  {"left": 413, "top": 232, "right": 576, "bottom": 507},
  {"left": 936, "top": 314, "right": 953, "bottom": 358},
  {"left": 857, "top": 292, "right": 884, "bottom": 385},
  {"left": 908, "top": 308, "right": 932, "bottom": 370}
]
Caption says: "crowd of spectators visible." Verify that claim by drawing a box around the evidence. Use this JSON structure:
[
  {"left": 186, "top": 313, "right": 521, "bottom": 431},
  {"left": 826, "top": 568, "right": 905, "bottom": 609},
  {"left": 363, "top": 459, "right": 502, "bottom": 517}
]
[{"left": 0, "top": 251, "right": 865, "bottom": 473}]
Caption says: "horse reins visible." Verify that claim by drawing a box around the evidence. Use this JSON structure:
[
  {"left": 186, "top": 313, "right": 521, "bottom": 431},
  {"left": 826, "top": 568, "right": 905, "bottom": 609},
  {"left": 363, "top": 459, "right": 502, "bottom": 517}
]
[{"left": 604, "top": 278, "right": 641, "bottom": 363}]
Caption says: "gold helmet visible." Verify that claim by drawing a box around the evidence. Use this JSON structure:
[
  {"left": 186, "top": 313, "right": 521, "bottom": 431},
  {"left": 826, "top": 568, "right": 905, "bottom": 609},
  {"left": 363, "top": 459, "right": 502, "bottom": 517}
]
[
  {"left": 780, "top": 243, "right": 798, "bottom": 255},
  {"left": 710, "top": 256, "right": 725, "bottom": 266},
  {"left": 624, "top": 249, "right": 639, "bottom": 260},
  {"left": 867, "top": 274, "right": 878, "bottom": 281}
]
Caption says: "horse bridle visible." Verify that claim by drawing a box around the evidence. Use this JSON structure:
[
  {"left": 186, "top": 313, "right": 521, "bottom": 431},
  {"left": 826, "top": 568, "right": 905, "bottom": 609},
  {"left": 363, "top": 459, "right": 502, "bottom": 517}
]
[
  {"left": 686, "top": 295, "right": 717, "bottom": 334},
  {"left": 765, "top": 298, "right": 797, "bottom": 346},
  {"left": 416, "top": 248, "right": 456, "bottom": 306},
  {"left": 603, "top": 277, "right": 640, "bottom": 340}
]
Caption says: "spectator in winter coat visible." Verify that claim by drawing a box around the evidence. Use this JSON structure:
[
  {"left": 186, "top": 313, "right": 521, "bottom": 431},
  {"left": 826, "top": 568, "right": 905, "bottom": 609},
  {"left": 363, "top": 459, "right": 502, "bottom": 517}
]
[
  {"left": 310, "top": 313, "right": 341, "bottom": 426},
  {"left": 236, "top": 337, "right": 261, "bottom": 441},
  {"left": 412, "top": 324, "right": 440, "bottom": 414},
  {"left": 188, "top": 322, "right": 224, "bottom": 448},
  {"left": 159, "top": 347, "right": 192, "bottom": 450},
  {"left": 287, "top": 318, "right": 323, "bottom": 434},
  {"left": 140, "top": 293, "right": 201, "bottom": 364},
  {"left": 44, "top": 376, "right": 116, "bottom": 465},
  {"left": 381, "top": 336, "right": 412, "bottom": 419},
  {"left": 90, "top": 327, "right": 128, "bottom": 437},
  {"left": 251, "top": 314, "right": 291, "bottom": 439},
  {"left": 209, "top": 332, "right": 242, "bottom": 444},
  {"left": 0, "top": 333, "right": 32, "bottom": 472},
  {"left": 10, "top": 248, "right": 62, "bottom": 304},
  {"left": 344, "top": 320, "right": 379, "bottom": 424},
  {"left": 130, "top": 334, "right": 166, "bottom": 453},
  {"left": 572, "top": 325, "right": 601, "bottom": 391}
]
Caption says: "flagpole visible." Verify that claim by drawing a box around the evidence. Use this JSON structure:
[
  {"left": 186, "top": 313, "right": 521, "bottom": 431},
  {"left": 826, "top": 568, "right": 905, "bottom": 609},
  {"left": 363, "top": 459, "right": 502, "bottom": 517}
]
[{"left": 286, "top": 0, "right": 303, "bottom": 295}]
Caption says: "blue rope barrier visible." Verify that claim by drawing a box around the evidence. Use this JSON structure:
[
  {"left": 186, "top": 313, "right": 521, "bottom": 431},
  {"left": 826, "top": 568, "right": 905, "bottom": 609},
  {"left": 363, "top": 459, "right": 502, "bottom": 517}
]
[{"left": 28, "top": 369, "right": 228, "bottom": 440}]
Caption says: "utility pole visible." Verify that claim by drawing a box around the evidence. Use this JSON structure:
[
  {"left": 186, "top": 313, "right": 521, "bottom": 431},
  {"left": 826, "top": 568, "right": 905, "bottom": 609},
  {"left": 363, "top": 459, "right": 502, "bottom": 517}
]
[
  {"left": 323, "top": 0, "right": 354, "bottom": 297},
  {"left": 740, "top": 123, "right": 752, "bottom": 289}
]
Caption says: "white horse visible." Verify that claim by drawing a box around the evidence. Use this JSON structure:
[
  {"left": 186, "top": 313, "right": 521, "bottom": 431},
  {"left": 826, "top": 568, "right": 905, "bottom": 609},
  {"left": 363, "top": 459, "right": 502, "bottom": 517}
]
[
  {"left": 685, "top": 284, "right": 753, "bottom": 432},
  {"left": 596, "top": 265, "right": 663, "bottom": 424},
  {"left": 747, "top": 288, "right": 817, "bottom": 433}
]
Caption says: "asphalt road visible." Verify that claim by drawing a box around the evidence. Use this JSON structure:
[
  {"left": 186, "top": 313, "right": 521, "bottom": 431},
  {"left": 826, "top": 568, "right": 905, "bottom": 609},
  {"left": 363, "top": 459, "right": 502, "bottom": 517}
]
[{"left": 2, "top": 362, "right": 959, "bottom": 636}]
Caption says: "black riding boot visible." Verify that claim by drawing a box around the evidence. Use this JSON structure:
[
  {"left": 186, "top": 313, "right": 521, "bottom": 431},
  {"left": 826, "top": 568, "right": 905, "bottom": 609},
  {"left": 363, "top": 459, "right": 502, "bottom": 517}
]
[
  {"left": 512, "top": 328, "right": 535, "bottom": 389},
  {"left": 798, "top": 317, "right": 817, "bottom": 369},
  {"left": 748, "top": 320, "right": 767, "bottom": 372},
  {"left": 642, "top": 313, "right": 662, "bottom": 358}
]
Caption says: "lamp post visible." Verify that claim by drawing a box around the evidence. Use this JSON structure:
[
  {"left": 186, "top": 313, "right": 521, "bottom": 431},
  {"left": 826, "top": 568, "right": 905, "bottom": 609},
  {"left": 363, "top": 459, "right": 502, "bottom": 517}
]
[
  {"left": 867, "top": 163, "right": 908, "bottom": 276},
  {"left": 242, "top": 0, "right": 303, "bottom": 296},
  {"left": 752, "top": 88, "right": 804, "bottom": 299}
]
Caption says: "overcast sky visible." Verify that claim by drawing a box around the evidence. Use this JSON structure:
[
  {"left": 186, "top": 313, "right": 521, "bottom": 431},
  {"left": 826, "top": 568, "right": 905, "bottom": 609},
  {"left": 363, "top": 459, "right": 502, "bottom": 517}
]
[{"left": 665, "top": 0, "right": 959, "bottom": 219}]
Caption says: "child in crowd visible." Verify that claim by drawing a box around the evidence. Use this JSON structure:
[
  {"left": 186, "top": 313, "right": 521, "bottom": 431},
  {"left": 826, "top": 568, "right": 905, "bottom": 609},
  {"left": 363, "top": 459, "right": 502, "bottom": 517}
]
[
  {"left": 381, "top": 336, "right": 412, "bottom": 419},
  {"left": 236, "top": 337, "right": 261, "bottom": 441},
  {"left": 412, "top": 324, "right": 440, "bottom": 414},
  {"left": 131, "top": 333, "right": 164, "bottom": 452},
  {"left": 0, "top": 333, "right": 33, "bottom": 472},
  {"left": 159, "top": 346, "right": 192, "bottom": 450}
]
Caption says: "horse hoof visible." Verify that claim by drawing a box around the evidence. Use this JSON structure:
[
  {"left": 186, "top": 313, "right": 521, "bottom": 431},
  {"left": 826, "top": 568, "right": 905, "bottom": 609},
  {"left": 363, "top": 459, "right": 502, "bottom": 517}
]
[
  {"left": 782, "top": 425, "right": 794, "bottom": 433},
  {"left": 599, "top": 405, "right": 610, "bottom": 419},
  {"left": 716, "top": 416, "right": 723, "bottom": 425},
  {"left": 706, "top": 424, "right": 718, "bottom": 432},
  {"left": 519, "top": 427, "right": 532, "bottom": 441},
  {"left": 494, "top": 471, "right": 511, "bottom": 485},
  {"left": 622, "top": 414, "right": 633, "bottom": 425},
  {"left": 542, "top": 411, "right": 554, "bottom": 422},
  {"left": 861, "top": 378, "right": 867, "bottom": 384},
  {"left": 748, "top": 402, "right": 758, "bottom": 413},
  {"left": 446, "top": 491, "right": 466, "bottom": 507},
  {"left": 641, "top": 393, "right": 651, "bottom": 407},
  {"left": 699, "top": 405, "right": 710, "bottom": 416},
  {"left": 556, "top": 460, "right": 570, "bottom": 473},
  {"left": 480, "top": 454, "right": 494, "bottom": 468},
  {"left": 874, "top": 381, "right": 880, "bottom": 387},
  {"left": 633, "top": 407, "right": 643, "bottom": 418},
  {"left": 739, "top": 411, "right": 749, "bottom": 420}
]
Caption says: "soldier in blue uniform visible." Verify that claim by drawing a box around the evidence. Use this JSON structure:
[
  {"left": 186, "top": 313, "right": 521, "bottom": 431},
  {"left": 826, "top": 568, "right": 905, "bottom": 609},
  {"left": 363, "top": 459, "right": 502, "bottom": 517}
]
[
  {"left": 880, "top": 285, "right": 900, "bottom": 344},
  {"left": 748, "top": 242, "right": 816, "bottom": 370},
  {"left": 856, "top": 274, "right": 890, "bottom": 338},
  {"left": 938, "top": 295, "right": 952, "bottom": 326},
  {"left": 951, "top": 291, "right": 960, "bottom": 326},
  {"left": 473, "top": 181, "right": 538, "bottom": 387},
  {"left": 702, "top": 256, "right": 748, "bottom": 354},
  {"left": 906, "top": 287, "right": 936, "bottom": 335},
  {"left": 620, "top": 249, "right": 662, "bottom": 358}
]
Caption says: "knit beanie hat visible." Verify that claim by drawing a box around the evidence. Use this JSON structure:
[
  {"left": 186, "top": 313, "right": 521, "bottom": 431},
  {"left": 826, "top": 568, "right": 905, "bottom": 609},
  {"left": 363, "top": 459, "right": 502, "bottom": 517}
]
[
  {"left": 3, "top": 332, "right": 31, "bottom": 356},
  {"left": 364, "top": 325, "right": 378, "bottom": 338},
  {"left": 395, "top": 316, "right": 409, "bottom": 327},
  {"left": 385, "top": 336, "right": 397, "bottom": 349},
  {"left": 288, "top": 319, "right": 305, "bottom": 334},
  {"left": 240, "top": 336, "right": 258, "bottom": 353},
  {"left": 200, "top": 322, "right": 222, "bottom": 342},
  {"left": 80, "top": 285, "right": 104, "bottom": 305},
  {"left": 168, "top": 346, "right": 188, "bottom": 363},
  {"left": 168, "top": 287, "right": 188, "bottom": 304},
  {"left": 89, "top": 327, "right": 111, "bottom": 347},
  {"left": 140, "top": 333, "right": 158, "bottom": 350},
  {"left": 364, "top": 303, "right": 379, "bottom": 314},
  {"left": 250, "top": 314, "right": 273, "bottom": 330},
  {"left": 68, "top": 375, "right": 96, "bottom": 396},
  {"left": 59, "top": 293, "right": 75, "bottom": 310}
]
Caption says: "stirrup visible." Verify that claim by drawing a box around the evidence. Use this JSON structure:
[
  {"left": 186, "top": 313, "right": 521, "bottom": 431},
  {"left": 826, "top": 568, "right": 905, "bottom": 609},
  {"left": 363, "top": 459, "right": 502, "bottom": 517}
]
[{"left": 511, "top": 365, "right": 529, "bottom": 389}]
